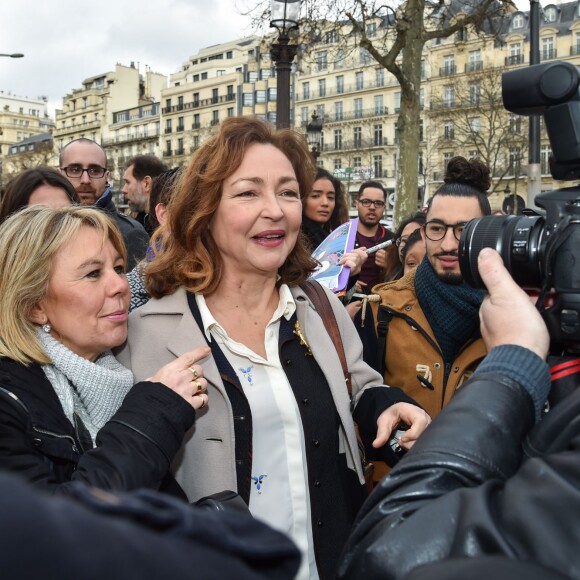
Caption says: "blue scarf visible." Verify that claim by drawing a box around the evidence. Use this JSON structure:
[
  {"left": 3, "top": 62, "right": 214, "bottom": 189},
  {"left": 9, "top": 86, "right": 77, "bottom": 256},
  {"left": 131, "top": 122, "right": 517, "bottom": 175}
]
[{"left": 414, "top": 257, "right": 485, "bottom": 367}]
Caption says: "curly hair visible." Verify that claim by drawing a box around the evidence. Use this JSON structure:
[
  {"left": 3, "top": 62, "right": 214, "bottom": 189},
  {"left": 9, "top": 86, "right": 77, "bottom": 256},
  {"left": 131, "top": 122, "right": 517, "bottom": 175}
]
[{"left": 145, "top": 116, "right": 318, "bottom": 298}]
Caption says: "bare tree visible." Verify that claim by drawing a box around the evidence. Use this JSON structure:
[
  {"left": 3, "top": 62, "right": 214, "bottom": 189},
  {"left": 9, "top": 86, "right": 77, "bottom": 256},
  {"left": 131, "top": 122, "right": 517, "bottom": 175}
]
[
  {"left": 430, "top": 66, "right": 528, "bottom": 193},
  {"left": 242, "top": 0, "right": 515, "bottom": 222}
]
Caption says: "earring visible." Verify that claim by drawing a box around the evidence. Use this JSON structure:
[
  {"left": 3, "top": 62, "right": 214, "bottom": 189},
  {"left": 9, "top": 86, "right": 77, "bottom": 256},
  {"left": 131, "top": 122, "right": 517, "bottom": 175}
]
[{"left": 42, "top": 323, "right": 51, "bottom": 334}]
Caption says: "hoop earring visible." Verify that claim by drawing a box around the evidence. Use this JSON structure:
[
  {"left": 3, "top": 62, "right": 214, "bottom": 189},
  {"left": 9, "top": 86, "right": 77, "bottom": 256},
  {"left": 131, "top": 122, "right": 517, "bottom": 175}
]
[{"left": 42, "top": 323, "right": 51, "bottom": 334}]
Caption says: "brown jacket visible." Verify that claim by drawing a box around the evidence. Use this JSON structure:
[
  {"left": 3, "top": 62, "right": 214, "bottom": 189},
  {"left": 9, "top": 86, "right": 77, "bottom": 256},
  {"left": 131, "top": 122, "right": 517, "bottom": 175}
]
[{"left": 371, "top": 269, "right": 487, "bottom": 418}]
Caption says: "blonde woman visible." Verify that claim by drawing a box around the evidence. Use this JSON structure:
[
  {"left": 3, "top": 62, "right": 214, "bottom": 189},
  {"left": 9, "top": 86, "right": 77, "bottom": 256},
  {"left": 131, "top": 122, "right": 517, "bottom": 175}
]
[{"left": 0, "top": 206, "right": 208, "bottom": 497}]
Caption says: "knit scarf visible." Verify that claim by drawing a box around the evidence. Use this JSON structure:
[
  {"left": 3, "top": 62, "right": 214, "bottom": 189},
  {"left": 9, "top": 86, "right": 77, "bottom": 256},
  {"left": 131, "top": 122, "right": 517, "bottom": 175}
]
[
  {"left": 414, "top": 257, "right": 485, "bottom": 366},
  {"left": 37, "top": 330, "right": 134, "bottom": 445}
]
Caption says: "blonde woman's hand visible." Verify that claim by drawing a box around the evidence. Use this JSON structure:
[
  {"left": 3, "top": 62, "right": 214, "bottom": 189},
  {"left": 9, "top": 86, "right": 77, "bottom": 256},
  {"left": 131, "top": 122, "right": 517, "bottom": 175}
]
[{"left": 148, "top": 347, "right": 212, "bottom": 411}]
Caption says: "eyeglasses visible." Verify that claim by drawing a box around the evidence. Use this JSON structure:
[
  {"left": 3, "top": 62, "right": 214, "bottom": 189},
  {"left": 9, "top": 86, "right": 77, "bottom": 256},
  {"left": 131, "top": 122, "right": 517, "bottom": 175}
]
[
  {"left": 61, "top": 165, "right": 106, "bottom": 179},
  {"left": 358, "top": 199, "right": 385, "bottom": 208},
  {"left": 424, "top": 220, "right": 466, "bottom": 242},
  {"left": 395, "top": 236, "right": 409, "bottom": 248}
]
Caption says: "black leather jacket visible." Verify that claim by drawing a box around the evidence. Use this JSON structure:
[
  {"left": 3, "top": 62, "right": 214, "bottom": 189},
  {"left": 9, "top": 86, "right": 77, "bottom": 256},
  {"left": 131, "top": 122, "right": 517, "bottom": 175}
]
[
  {"left": 338, "top": 369, "right": 580, "bottom": 580},
  {"left": 0, "top": 358, "right": 195, "bottom": 497}
]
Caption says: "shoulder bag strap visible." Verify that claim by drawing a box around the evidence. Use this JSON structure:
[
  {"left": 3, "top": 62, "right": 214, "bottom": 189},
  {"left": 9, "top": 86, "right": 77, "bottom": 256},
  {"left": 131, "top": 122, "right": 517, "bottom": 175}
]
[{"left": 301, "top": 281, "right": 352, "bottom": 395}]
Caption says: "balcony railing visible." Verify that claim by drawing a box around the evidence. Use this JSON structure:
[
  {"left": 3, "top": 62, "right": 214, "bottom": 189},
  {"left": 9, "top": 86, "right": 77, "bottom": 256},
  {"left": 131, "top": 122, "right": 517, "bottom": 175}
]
[
  {"left": 439, "top": 65, "right": 457, "bottom": 77},
  {"left": 541, "top": 48, "right": 557, "bottom": 61},
  {"left": 465, "top": 61, "right": 483, "bottom": 73},
  {"left": 162, "top": 94, "right": 236, "bottom": 114},
  {"left": 505, "top": 54, "right": 525, "bottom": 66}
]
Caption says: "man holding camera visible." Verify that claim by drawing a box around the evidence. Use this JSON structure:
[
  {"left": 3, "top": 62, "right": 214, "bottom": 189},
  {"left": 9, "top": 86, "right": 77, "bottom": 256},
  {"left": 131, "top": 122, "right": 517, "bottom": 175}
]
[
  {"left": 371, "top": 157, "right": 491, "bottom": 418},
  {"left": 339, "top": 247, "right": 580, "bottom": 580}
]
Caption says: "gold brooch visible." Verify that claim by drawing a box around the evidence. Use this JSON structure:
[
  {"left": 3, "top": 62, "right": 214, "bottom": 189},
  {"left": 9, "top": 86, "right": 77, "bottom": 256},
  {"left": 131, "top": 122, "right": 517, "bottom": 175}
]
[{"left": 293, "top": 321, "right": 312, "bottom": 356}]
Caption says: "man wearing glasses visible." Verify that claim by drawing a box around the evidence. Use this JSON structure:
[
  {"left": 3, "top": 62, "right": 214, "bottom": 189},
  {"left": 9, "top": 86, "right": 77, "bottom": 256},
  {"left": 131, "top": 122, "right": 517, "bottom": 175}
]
[
  {"left": 59, "top": 139, "right": 150, "bottom": 270},
  {"left": 353, "top": 181, "right": 393, "bottom": 293},
  {"left": 371, "top": 157, "right": 492, "bottom": 418}
]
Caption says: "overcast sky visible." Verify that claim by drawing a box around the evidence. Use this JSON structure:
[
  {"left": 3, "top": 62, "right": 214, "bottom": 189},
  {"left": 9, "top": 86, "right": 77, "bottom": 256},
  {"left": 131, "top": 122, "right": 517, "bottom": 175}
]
[
  {"left": 0, "top": 0, "right": 536, "bottom": 117},
  {"left": 0, "top": 0, "right": 256, "bottom": 115}
]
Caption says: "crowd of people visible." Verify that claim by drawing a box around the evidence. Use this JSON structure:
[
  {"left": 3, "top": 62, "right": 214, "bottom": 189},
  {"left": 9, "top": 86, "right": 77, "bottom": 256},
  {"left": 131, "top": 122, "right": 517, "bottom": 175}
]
[{"left": 0, "top": 115, "right": 577, "bottom": 580}]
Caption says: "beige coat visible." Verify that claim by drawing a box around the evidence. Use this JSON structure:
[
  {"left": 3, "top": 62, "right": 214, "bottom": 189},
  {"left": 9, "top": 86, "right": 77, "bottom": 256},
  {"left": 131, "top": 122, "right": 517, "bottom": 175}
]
[{"left": 117, "top": 285, "right": 388, "bottom": 502}]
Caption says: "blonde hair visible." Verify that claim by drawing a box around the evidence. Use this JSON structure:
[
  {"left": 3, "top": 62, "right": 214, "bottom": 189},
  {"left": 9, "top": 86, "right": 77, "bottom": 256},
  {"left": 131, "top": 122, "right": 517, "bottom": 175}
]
[{"left": 0, "top": 206, "right": 126, "bottom": 365}]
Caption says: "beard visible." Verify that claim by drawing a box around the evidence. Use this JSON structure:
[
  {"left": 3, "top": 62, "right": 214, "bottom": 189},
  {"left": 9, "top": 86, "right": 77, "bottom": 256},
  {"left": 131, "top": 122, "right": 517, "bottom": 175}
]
[
  {"left": 359, "top": 214, "right": 379, "bottom": 228},
  {"left": 436, "top": 270, "right": 464, "bottom": 285}
]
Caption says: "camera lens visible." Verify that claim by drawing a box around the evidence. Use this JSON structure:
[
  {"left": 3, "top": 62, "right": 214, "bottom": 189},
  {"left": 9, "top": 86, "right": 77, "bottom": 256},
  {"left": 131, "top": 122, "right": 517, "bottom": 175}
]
[{"left": 459, "top": 215, "right": 545, "bottom": 289}]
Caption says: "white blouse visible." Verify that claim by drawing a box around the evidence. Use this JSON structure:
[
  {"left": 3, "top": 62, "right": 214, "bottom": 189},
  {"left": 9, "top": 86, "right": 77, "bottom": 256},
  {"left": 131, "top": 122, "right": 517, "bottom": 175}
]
[{"left": 196, "top": 285, "right": 318, "bottom": 580}]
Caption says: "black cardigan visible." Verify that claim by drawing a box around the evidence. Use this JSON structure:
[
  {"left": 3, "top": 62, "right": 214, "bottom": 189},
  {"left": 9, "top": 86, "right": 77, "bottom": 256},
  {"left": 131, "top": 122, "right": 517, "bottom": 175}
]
[{"left": 0, "top": 357, "right": 195, "bottom": 498}]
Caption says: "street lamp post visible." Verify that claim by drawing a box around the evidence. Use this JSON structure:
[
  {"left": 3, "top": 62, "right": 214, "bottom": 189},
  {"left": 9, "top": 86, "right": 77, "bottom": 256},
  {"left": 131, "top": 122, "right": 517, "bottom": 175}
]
[
  {"left": 270, "top": 0, "right": 300, "bottom": 129},
  {"left": 306, "top": 111, "right": 323, "bottom": 161}
]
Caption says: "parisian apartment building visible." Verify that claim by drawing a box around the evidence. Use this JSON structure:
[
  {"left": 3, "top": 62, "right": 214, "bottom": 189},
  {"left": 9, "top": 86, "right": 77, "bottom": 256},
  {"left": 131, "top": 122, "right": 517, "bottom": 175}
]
[{"left": 2, "top": 1, "right": 580, "bottom": 214}]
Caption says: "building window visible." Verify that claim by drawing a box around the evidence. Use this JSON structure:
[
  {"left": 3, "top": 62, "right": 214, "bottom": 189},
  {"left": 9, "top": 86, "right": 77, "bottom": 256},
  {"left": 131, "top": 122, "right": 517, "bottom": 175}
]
[
  {"left": 334, "top": 129, "right": 342, "bottom": 150},
  {"left": 509, "top": 114, "right": 521, "bottom": 133},
  {"left": 336, "top": 49, "right": 345, "bottom": 69},
  {"left": 165, "top": 119, "right": 172, "bottom": 133},
  {"left": 394, "top": 92, "right": 401, "bottom": 112},
  {"left": 212, "top": 110, "right": 219, "bottom": 125},
  {"left": 374, "top": 124, "right": 383, "bottom": 146},
  {"left": 354, "top": 98, "right": 363, "bottom": 118},
  {"left": 373, "top": 155, "right": 383, "bottom": 178},
  {"left": 165, "top": 98, "right": 171, "bottom": 111},
  {"left": 542, "top": 37, "right": 556, "bottom": 60},
  {"left": 441, "top": 55, "right": 456, "bottom": 76},
  {"left": 444, "top": 120, "right": 454, "bottom": 140},
  {"left": 374, "top": 94, "right": 384, "bottom": 115},
  {"left": 301, "top": 107, "right": 309, "bottom": 123},
  {"left": 419, "top": 88, "right": 425, "bottom": 109},
  {"left": 336, "top": 75, "right": 344, "bottom": 94},
  {"left": 507, "top": 43, "right": 523, "bottom": 65},
  {"left": 335, "top": 101, "right": 343, "bottom": 120},
  {"left": 325, "top": 30, "right": 338, "bottom": 44},
  {"left": 353, "top": 156, "right": 362, "bottom": 168},
  {"left": 512, "top": 13, "right": 524, "bottom": 29},
  {"left": 256, "top": 90, "right": 266, "bottom": 103},
  {"left": 443, "top": 85, "right": 455, "bottom": 107},
  {"left": 360, "top": 48, "right": 372, "bottom": 65},
  {"left": 376, "top": 68, "right": 384, "bottom": 87},
  {"left": 177, "top": 116, "right": 184, "bottom": 132},
  {"left": 226, "top": 51, "right": 233, "bottom": 59},
  {"left": 318, "top": 79, "right": 326, "bottom": 97},
  {"left": 317, "top": 51, "right": 328, "bottom": 71},
  {"left": 544, "top": 6, "right": 557, "bottom": 22},
  {"left": 469, "top": 117, "right": 481, "bottom": 134},
  {"left": 469, "top": 81, "right": 481, "bottom": 105},
  {"left": 419, "top": 119, "right": 424, "bottom": 141},
  {"left": 303, "top": 82, "right": 310, "bottom": 99},
  {"left": 178, "top": 96, "right": 184, "bottom": 109},
  {"left": 443, "top": 152, "right": 453, "bottom": 172},
  {"left": 356, "top": 71, "right": 364, "bottom": 90},
  {"left": 316, "top": 104, "right": 325, "bottom": 119},
  {"left": 334, "top": 158, "right": 342, "bottom": 171},
  {"left": 177, "top": 138, "right": 184, "bottom": 155},
  {"left": 353, "top": 126, "right": 362, "bottom": 148},
  {"left": 227, "top": 107, "right": 234, "bottom": 117},
  {"left": 201, "top": 72, "right": 208, "bottom": 80},
  {"left": 420, "top": 60, "right": 426, "bottom": 80},
  {"left": 509, "top": 147, "right": 522, "bottom": 174},
  {"left": 468, "top": 50, "right": 482, "bottom": 72},
  {"left": 541, "top": 144, "right": 552, "bottom": 174}
]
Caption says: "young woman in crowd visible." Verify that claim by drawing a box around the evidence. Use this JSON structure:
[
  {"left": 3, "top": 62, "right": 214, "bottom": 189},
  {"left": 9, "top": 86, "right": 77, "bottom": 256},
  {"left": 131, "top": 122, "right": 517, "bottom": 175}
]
[
  {"left": 0, "top": 206, "right": 209, "bottom": 497},
  {"left": 400, "top": 227, "right": 426, "bottom": 276},
  {"left": 0, "top": 166, "right": 80, "bottom": 223},
  {"left": 117, "top": 116, "right": 430, "bottom": 580}
]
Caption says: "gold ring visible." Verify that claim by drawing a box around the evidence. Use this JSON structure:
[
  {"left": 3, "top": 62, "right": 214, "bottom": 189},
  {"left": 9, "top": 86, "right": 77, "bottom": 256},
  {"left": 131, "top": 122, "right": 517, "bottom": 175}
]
[
  {"left": 199, "top": 396, "right": 206, "bottom": 409},
  {"left": 193, "top": 379, "right": 203, "bottom": 393},
  {"left": 187, "top": 366, "right": 199, "bottom": 379}
]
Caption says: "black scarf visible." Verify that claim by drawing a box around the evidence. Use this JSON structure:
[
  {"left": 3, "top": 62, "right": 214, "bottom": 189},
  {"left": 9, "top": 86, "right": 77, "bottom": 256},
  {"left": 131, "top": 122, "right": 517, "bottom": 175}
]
[
  {"left": 414, "top": 257, "right": 485, "bottom": 366},
  {"left": 301, "top": 216, "right": 330, "bottom": 252}
]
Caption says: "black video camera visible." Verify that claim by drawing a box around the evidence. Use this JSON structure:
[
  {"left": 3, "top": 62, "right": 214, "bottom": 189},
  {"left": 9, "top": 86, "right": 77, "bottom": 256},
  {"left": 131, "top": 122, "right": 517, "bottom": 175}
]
[{"left": 459, "top": 62, "right": 580, "bottom": 351}]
